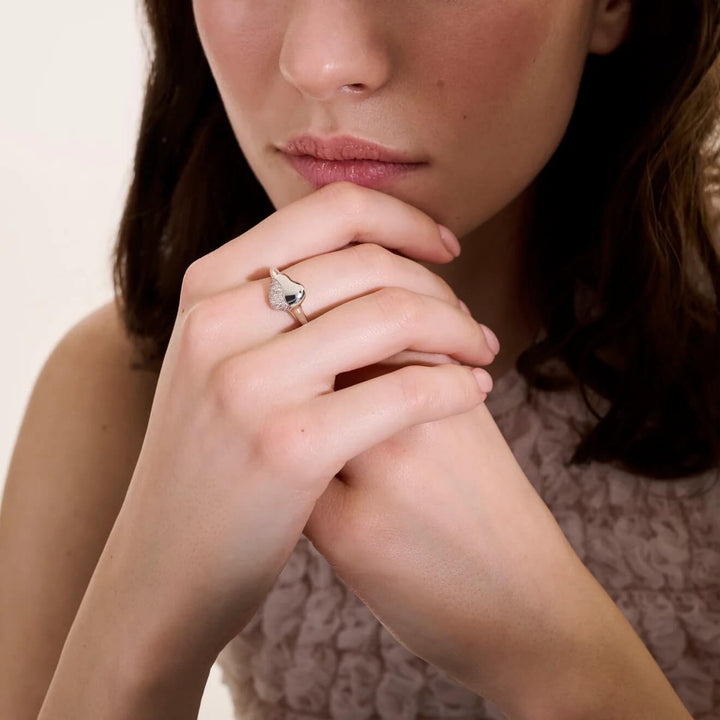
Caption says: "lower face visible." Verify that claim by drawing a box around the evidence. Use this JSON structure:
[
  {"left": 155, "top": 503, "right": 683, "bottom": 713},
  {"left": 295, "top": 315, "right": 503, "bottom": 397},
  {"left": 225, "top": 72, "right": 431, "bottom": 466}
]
[{"left": 192, "top": 0, "right": 596, "bottom": 239}]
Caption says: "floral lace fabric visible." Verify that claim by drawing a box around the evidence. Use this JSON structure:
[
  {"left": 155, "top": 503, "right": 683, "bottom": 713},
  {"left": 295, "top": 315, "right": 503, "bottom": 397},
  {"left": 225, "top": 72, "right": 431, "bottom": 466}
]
[{"left": 216, "top": 365, "right": 720, "bottom": 719}]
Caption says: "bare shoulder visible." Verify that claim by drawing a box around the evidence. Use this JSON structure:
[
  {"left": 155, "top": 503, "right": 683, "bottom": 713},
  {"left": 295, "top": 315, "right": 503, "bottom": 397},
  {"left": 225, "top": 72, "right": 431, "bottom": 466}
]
[
  {"left": 66, "top": 297, "right": 156, "bottom": 372},
  {"left": 0, "top": 300, "right": 160, "bottom": 718},
  {"left": 4, "top": 294, "right": 161, "bottom": 513},
  {"left": 58, "top": 298, "right": 160, "bottom": 413},
  {"left": 4, "top": 295, "right": 161, "bottom": 530}
]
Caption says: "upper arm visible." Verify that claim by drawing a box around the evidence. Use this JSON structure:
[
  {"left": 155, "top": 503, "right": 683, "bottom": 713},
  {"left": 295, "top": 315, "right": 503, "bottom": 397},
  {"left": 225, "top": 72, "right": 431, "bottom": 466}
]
[{"left": 0, "top": 300, "right": 159, "bottom": 720}]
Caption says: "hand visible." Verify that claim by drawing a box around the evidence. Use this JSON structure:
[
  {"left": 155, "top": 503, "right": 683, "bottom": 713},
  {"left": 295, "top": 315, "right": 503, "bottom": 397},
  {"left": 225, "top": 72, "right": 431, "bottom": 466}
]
[
  {"left": 303, "top": 347, "right": 596, "bottom": 714},
  {"left": 95, "top": 181, "right": 500, "bottom": 676}
]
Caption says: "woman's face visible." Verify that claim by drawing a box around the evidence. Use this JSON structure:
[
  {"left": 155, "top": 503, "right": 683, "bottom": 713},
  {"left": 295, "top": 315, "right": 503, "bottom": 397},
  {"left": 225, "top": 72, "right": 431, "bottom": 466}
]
[{"left": 192, "top": 0, "right": 622, "bottom": 237}]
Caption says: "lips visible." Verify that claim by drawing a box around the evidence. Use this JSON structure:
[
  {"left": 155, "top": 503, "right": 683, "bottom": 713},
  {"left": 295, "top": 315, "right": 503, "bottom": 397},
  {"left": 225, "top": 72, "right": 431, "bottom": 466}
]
[
  {"left": 278, "top": 134, "right": 423, "bottom": 163},
  {"left": 277, "top": 133, "right": 427, "bottom": 189}
]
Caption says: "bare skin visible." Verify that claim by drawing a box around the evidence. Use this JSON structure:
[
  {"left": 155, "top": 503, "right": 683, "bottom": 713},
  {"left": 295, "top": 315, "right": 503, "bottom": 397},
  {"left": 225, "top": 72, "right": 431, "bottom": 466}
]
[
  {"left": 192, "top": 0, "right": 633, "bottom": 381},
  {"left": 12, "top": 1, "right": 696, "bottom": 719},
  {"left": 418, "top": 183, "right": 543, "bottom": 382},
  {"left": 31, "top": 181, "right": 691, "bottom": 720}
]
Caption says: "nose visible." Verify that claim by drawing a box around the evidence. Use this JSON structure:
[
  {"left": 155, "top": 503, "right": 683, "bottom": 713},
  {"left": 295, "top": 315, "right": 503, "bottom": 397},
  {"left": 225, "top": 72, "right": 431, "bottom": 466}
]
[{"left": 278, "top": 1, "right": 392, "bottom": 101}]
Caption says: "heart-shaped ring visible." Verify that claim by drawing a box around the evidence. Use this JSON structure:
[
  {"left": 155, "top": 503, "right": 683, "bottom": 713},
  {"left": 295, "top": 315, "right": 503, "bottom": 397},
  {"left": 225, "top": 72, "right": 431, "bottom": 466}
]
[{"left": 268, "top": 267, "right": 309, "bottom": 325}]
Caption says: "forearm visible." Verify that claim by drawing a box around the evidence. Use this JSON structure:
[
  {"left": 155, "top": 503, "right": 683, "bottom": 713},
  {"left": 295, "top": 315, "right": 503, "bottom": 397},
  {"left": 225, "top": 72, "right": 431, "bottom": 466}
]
[
  {"left": 477, "top": 557, "right": 693, "bottom": 720},
  {"left": 37, "top": 530, "right": 216, "bottom": 720},
  {"left": 38, "top": 622, "right": 210, "bottom": 720},
  {"left": 517, "top": 594, "right": 691, "bottom": 720}
]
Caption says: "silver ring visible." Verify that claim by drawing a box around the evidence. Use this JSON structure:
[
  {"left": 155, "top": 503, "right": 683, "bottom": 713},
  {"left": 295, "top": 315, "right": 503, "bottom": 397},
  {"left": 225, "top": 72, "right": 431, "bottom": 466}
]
[{"left": 268, "top": 267, "right": 308, "bottom": 325}]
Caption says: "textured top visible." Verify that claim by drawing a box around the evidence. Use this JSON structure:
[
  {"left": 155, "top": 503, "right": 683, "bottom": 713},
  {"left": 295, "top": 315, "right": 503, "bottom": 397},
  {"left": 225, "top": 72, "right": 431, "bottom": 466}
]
[{"left": 216, "top": 363, "right": 720, "bottom": 720}]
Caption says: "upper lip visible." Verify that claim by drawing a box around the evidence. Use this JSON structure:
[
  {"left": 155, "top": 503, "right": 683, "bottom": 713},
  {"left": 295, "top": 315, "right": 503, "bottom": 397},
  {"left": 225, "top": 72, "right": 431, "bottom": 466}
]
[{"left": 278, "top": 134, "right": 423, "bottom": 163}]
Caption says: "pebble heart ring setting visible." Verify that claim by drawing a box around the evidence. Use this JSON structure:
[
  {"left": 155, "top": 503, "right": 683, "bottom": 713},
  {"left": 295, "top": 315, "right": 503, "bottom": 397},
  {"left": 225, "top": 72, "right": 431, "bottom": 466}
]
[{"left": 268, "top": 267, "right": 309, "bottom": 326}]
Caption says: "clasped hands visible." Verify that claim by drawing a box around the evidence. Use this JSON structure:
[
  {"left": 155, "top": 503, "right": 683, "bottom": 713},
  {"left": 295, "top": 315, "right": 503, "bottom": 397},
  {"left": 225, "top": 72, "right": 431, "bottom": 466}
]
[{"left": 104, "top": 181, "right": 604, "bottom": 719}]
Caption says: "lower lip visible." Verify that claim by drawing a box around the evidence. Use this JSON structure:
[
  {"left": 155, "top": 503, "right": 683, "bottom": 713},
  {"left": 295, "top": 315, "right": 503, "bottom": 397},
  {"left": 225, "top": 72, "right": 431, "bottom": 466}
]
[{"left": 282, "top": 153, "right": 426, "bottom": 190}]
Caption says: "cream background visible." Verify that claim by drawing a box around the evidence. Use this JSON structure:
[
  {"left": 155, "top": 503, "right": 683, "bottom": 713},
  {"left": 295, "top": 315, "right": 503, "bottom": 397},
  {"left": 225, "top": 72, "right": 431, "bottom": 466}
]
[{"left": 0, "top": 2, "right": 234, "bottom": 716}]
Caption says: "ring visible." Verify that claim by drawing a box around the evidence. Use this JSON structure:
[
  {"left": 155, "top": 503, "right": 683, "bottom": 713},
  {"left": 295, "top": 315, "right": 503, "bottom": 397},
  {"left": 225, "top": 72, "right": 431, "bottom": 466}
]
[{"left": 268, "top": 267, "right": 309, "bottom": 325}]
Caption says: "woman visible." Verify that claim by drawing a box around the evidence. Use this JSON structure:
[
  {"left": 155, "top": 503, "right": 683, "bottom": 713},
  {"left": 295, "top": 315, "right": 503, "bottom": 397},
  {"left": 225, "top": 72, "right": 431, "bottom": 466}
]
[{"left": 2, "top": 0, "right": 719, "bottom": 718}]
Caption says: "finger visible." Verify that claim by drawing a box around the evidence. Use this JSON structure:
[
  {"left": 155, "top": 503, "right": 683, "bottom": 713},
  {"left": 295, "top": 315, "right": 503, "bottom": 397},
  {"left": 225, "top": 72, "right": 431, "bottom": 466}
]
[
  {"left": 261, "top": 241, "right": 464, "bottom": 329},
  {"left": 178, "top": 243, "right": 471, "bottom": 366},
  {"left": 245, "top": 287, "right": 496, "bottom": 399},
  {"left": 332, "top": 350, "right": 463, "bottom": 392},
  {"left": 180, "top": 182, "right": 458, "bottom": 306},
  {"left": 297, "top": 362, "right": 490, "bottom": 480}
]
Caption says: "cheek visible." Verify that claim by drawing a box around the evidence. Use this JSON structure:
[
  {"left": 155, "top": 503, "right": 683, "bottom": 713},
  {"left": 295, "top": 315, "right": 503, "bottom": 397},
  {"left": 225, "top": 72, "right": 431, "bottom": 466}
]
[
  {"left": 417, "top": 0, "right": 559, "bottom": 119},
  {"left": 433, "top": 2, "right": 554, "bottom": 111},
  {"left": 193, "top": 0, "right": 277, "bottom": 98},
  {"left": 409, "top": 2, "right": 581, "bottom": 232},
  {"left": 474, "top": 4, "right": 551, "bottom": 102}
]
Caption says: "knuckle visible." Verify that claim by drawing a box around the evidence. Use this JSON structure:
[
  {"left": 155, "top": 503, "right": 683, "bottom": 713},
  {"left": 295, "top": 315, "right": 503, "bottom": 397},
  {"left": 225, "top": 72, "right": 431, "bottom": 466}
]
[
  {"left": 436, "top": 363, "right": 481, "bottom": 404},
  {"left": 179, "top": 260, "right": 205, "bottom": 307},
  {"left": 178, "top": 300, "right": 216, "bottom": 367},
  {"left": 324, "top": 181, "right": 368, "bottom": 222},
  {"left": 432, "top": 274, "right": 462, "bottom": 308},
  {"left": 394, "top": 365, "right": 480, "bottom": 418},
  {"left": 395, "top": 365, "right": 430, "bottom": 413},
  {"left": 351, "top": 241, "right": 394, "bottom": 277},
  {"left": 375, "top": 286, "right": 420, "bottom": 330},
  {"left": 208, "top": 355, "right": 261, "bottom": 419}
]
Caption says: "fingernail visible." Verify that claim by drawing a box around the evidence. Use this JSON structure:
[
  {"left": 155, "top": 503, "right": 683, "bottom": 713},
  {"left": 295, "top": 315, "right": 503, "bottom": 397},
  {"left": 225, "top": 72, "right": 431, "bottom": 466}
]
[
  {"left": 471, "top": 368, "right": 494, "bottom": 393},
  {"left": 437, "top": 224, "right": 461, "bottom": 258},
  {"left": 479, "top": 323, "right": 500, "bottom": 355}
]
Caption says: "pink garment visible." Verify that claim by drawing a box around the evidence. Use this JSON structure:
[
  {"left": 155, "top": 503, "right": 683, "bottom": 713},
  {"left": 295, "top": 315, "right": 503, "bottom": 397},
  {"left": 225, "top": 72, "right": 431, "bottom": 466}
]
[{"left": 216, "top": 364, "right": 720, "bottom": 719}]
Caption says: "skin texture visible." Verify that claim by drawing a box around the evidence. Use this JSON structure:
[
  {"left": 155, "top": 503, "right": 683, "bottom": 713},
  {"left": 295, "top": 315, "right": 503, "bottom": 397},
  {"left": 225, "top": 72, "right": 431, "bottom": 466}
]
[
  {"left": 192, "top": 0, "right": 632, "bottom": 379},
  {"left": 13, "top": 2, "right": 693, "bottom": 719},
  {"left": 172, "top": 4, "right": 693, "bottom": 718}
]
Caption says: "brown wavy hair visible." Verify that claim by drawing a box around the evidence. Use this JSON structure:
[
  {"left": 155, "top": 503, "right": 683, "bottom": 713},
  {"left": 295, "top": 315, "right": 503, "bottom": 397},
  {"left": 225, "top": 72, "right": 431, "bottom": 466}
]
[{"left": 113, "top": 0, "right": 720, "bottom": 483}]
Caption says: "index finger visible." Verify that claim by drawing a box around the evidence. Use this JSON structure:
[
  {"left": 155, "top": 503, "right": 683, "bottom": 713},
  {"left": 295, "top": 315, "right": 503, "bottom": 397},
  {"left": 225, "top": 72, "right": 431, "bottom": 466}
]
[{"left": 185, "top": 181, "right": 458, "bottom": 301}]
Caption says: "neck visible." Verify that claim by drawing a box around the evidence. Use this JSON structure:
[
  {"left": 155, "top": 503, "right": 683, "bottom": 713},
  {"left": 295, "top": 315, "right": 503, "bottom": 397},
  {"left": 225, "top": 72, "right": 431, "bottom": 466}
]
[{"left": 420, "top": 183, "right": 542, "bottom": 383}]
